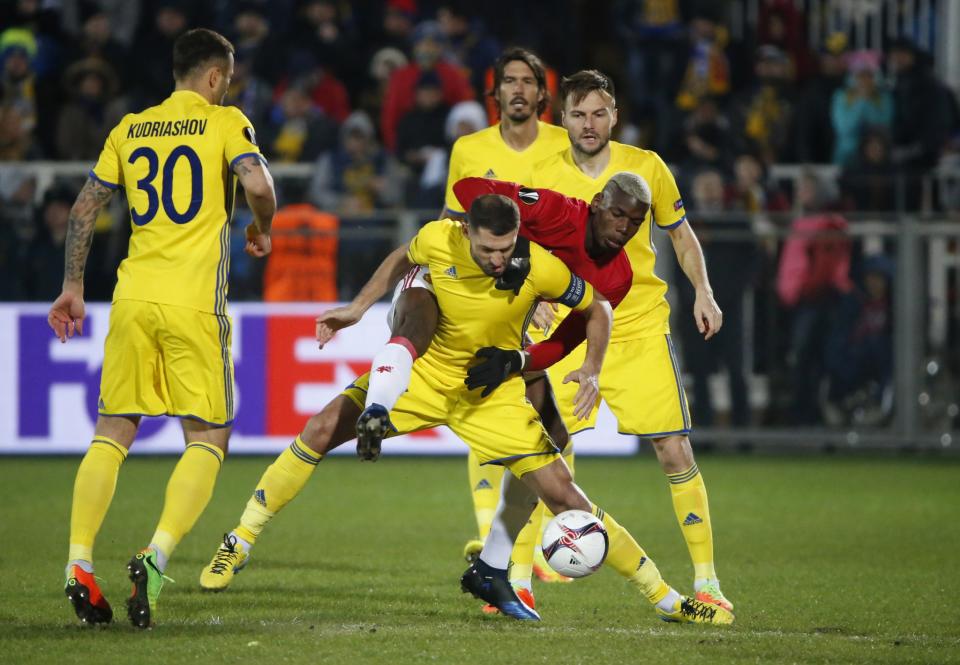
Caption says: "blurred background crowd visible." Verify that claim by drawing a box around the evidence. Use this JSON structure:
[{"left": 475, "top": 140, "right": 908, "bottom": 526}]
[{"left": 2, "top": 0, "right": 959, "bottom": 437}]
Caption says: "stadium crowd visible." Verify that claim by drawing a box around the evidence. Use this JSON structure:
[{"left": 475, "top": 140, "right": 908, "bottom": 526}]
[{"left": 2, "top": 0, "right": 959, "bottom": 428}]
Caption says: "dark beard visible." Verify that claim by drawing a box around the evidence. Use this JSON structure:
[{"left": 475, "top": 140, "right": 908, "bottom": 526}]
[
  {"left": 573, "top": 135, "right": 609, "bottom": 158},
  {"left": 505, "top": 107, "right": 534, "bottom": 123}
]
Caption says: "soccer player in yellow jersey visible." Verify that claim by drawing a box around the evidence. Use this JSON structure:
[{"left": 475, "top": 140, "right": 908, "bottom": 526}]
[
  {"left": 528, "top": 69, "right": 733, "bottom": 611},
  {"left": 200, "top": 194, "right": 733, "bottom": 626},
  {"left": 48, "top": 29, "right": 276, "bottom": 629},
  {"left": 441, "top": 47, "right": 569, "bottom": 217},
  {"left": 319, "top": 48, "right": 572, "bottom": 585}
]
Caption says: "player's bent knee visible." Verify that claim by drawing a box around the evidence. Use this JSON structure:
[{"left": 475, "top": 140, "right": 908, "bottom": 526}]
[
  {"left": 391, "top": 288, "right": 438, "bottom": 356},
  {"left": 300, "top": 397, "right": 361, "bottom": 455}
]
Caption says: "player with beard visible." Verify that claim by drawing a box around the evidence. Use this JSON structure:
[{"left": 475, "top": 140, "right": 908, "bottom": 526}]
[
  {"left": 526, "top": 70, "right": 733, "bottom": 612},
  {"left": 315, "top": 48, "right": 572, "bottom": 588}
]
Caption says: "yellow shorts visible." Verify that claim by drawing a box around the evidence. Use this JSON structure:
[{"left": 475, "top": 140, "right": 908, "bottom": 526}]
[
  {"left": 549, "top": 334, "right": 691, "bottom": 438},
  {"left": 343, "top": 365, "right": 560, "bottom": 477},
  {"left": 98, "top": 299, "right": 234, "bottom": 426}
]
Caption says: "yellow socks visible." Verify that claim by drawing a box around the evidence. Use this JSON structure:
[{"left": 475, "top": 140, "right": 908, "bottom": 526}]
[
  {"left": 235, "top": 436, "right": 322, "bottom": 545},
  {"left": 68, "top": 437, "right": 128, "bottom": 564},
  {"left": 667, "top": 463, "right": 717, "bottom": 581},
  {"left": 509, "top": 503, "right": 542, "bottom": 586},
  {"left": 592, "top": 505, "right": 671, "bottom": 605},
  {"left": 150, "top": 442, "right": 224, "bottom": 564},
  {"left": 467, "top": 449, "right": 503, "bottom": 540}
]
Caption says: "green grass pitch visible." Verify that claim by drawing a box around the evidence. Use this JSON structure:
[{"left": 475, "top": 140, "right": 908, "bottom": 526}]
[{"left": 1, "top": 453, "right": 958, "bottom": 664}]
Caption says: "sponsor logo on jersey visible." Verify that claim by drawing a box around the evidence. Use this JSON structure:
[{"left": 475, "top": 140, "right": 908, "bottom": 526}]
[
  {"left": 518, "top": 188, "right": 539, "bottom": 205},
  {"left": 243, "top": 126, "right": 257, "bottom": 145},
  {"left": 673, "top": 198, "right": 684, "bottom": 211},
  {"left": 474, "top": 479, "right": 493, "bottom": 491},
  {"left": 483, "top": 168, "right": 497, "bottom": 178},
  {"left": 444, "top": 265, "right": 458, "bottom": 278}
]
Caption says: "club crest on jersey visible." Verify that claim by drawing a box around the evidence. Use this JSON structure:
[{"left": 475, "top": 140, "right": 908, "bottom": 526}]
[
  {"left": 483, "top": 168, "right": 497, "bottom": 178},
  {"left": 243, "top": 126, "right": 257, "bottom": 145},
  {"left": 518, "top": 188, "right": 539, "bottom": 205},
  {"left": 444, "top": 265, "right": 458, "bottom": 278}
]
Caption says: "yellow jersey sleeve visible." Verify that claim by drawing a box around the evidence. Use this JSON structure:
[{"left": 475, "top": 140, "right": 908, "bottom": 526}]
[
  {"left": 443, "top": 139, "right": 466, "bottom": 214},
  {"left": 528, "top": 243, "right": 594, "bottom": 312},
  {"left": 90, "top": 120, "right": 128, "bottom": 190},
  {"left": 650, "top": 152, "right": 687, "bottom": 229},
  {"left": 406, "top": 219, "right": 445, "bottom": 265},
  {"left": 218, "top": 106, "right": 264, "bottom": 170}
]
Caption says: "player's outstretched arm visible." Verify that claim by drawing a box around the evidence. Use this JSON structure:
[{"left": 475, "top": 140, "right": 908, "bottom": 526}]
[
  {"left": 561, "top": 293, "right": 611, "bottom": 420},
  {"left": 667, "top": 221, "right": 722, "bottom": 340},
  {"left": 48, "top": 177, "right": 115, "bottom": 343},
  {"left": 316, "top": 243, "right": 415, "bottom": 347},
  {"left": 234, "top": 154, "right": 275, "bottom": 258}
]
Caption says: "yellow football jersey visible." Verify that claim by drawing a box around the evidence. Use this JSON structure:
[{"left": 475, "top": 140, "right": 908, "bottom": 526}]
[
  {"left": 531, "top": 141, "right": 687, "bottom": 341},
  {"left": 406, "top": 219, "right": 594, "bottom": 380},
  {"left": 91, "top": 90, "right": 263, "bottom": 315},
  {"left": 443, "top": 121, "right": 569, "bottom": 213}
]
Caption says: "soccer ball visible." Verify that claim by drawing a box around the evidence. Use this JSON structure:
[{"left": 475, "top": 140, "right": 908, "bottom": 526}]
[{"left": 541, "top": 509, "right": 608, "bottom": 578}]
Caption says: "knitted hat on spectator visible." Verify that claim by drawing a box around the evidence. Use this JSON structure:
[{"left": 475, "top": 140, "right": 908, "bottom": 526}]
[{"left": 0, "top": 28, "right": 38, "bottom": 60}]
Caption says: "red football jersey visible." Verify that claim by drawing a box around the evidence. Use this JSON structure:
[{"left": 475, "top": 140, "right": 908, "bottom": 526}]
[
  {"left": 452, "top": 178, "right": 633, "bottom": 307},
  {"left": 453, "top": 177, "right": 634, "bottom": 370}
]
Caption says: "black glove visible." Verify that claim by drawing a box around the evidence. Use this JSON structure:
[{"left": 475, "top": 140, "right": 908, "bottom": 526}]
[
  {"left": 495, "top": 236, "right": 531, "bottom": 295},
  {"left": 465, "top": 347, "right": 524, "bottom": 397}
]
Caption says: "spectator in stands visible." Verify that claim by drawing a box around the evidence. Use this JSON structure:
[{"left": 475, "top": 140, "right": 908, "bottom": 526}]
[
  {"left": 673, "top": 13, "right": 730, "bottom": 115},
  {"left": 1, "top": 28, "right": 39, "bottom": 158},
  {"left": 308, "top": 110, "right": 402, "bottom": 214},
  {"left": 613, "top": 0, "right": 686, "bottom": 145},
  {"left": 133, "top": 0, "right": 189, "bottom": 107},
  {"left": 308, "top": 111, "right": 402, "bottom": 298},
  {"left": 62, "top": 5, "right": 130, "bottom": 86},
  {"left": 368, "top": 0, "right": 417, "bottom": 58},
  {"left": 291, "top": 0, "right": 357, "bottom": 75},
  {"left": 840, "top": 129, "right": 897, "bottom": 212},
  {"left": 409, "top": 98, "right": 487, "bottom": 213},
  {"left": 756, "top": 0, "right": 814, "bottom": 81},
  {"left": 272, "top": 51, "right": 351, "bottom": 124},
  {"left": 0, "top": 101, "right": 39, "bottom": 161},
  {"left": 437, "top": 3, "right": 500, "bottom": 96},
  {"left": 231, "top": 1, "right": 282, "bottom": 83},
  {"left": 380, "top": 21, "right": 473, "bottom": 152},
  {"left": 21, "top": 184, "right": 74, "bottom": 300},
  {"left": 735, "top": 45, "right": 795, "bottom": 164},
  {"left": 61, "top": 0, "right": 140, "bottom": 49},
  {"left": 223, "top": 54, "right": 273, "bottom": 130},
  {"left": 796, "top": 32, "right": 848, "bottom": 163},
  {"left": 727, "top": 151, "right": 789, "bottom": 214},
  {"left": 671, "top": 96, "right": 733, "bottom": 180},
  {"left": 56, "top": 58, "right": 126, "bottom": 160},
  {"left": 0, "top": 167, "right": 35, "bottom": 238},
  {"left": 830, "top": 50, "right": 891, "bottom": 167},
  {"left": 887, "top": 38, "right": 959, "bottom": 174},
  {"left": 396, "top": 70, "right": 450, "bottom": 206},
  {"left": 822, "top": 254, "right": 894, "bottom": 426},
  {"left": 359, "top": 46, "right": 408, "bottom": 125},
  {"left": 678, "top": 169, "right": 754, "bottom": 428},
  {"left": 777, "top": 170, "right": 854, "bottom": 425},
  {"left": 263, "top": 82, "right": 338, "bottom": 163}
]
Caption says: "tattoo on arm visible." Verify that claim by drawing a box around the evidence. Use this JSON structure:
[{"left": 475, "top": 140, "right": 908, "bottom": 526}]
[
  {"left": 64, "top": 178, "right": 114, "bottom": 283},
  {"left": 232, "top": 154, "right": 267, "bottom": 177}
]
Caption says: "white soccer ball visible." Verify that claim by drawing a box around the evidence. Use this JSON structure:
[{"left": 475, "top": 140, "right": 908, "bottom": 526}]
[{"left": 541, "top": 509, "right": 609, "bottom": 578}]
